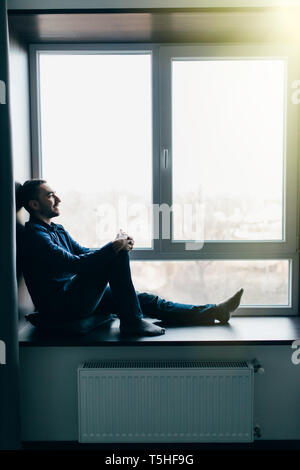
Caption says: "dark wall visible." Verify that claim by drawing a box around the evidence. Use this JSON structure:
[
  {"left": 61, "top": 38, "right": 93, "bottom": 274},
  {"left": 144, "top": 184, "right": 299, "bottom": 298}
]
[
  {"left": 19, "top": 345, "right": 300, "bottom": 441},
  {"left": 8, "top": 27, "right": 33, "bottom": 320}
]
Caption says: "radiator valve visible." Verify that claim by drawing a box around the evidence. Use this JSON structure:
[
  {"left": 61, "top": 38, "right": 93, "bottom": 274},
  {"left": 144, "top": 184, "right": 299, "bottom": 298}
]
[
  {"left": 254, "top": 424, "right": 262, "bottom": 438},
  {"left": 252, "top": 359, "right": 265, "bottom": 375}
]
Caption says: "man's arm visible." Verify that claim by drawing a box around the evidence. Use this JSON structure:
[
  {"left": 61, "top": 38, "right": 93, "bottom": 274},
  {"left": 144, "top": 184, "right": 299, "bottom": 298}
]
[
  {"left": 25, "top": 228, "right": 118, "bottom": 276},
  {"left": 66, "top": 233, "right": 92, "bottom": 255},
  {"left": 67, "top": 232, "right": 133, "bottom": 255}
]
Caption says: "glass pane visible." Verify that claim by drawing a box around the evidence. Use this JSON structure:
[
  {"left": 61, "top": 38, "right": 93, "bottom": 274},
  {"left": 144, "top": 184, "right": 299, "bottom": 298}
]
[
  {"left": 131, "top": 260, "right": 290, "bottom": 307},
  {"left": 39, "top": 53, "right": 152, "bottom": 248},
  {"left": 172, "top": 59, "right": 285, "bottom": 241}
]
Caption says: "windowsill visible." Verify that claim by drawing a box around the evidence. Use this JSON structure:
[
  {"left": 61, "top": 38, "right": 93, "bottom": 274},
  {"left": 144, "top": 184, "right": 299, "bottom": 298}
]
[{"left": 18, "top": 316, "right": 300, "bottom": 346}]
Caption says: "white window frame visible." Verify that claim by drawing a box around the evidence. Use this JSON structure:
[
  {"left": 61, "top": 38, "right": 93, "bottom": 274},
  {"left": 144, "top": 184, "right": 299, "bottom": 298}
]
[{"left": 29, "top": 43, "right": 300, "bottom": 316}]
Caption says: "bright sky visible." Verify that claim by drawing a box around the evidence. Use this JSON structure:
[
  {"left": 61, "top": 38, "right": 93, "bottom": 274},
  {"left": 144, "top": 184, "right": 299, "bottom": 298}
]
[
  {"left": 172, "top": 58, "right": 285, "bottom": 199},
  {"left": 40, "top": 53, "right": 284, "bottom": 198},
  {"left": 39, "top": 53, "right": 152, "bottom": 197},
  {"left": 39, "top": 52, "right": 285, "bottom": 241}
]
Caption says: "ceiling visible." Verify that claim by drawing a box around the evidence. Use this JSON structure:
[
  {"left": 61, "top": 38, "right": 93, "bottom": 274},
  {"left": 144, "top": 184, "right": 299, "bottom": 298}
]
[{"left": 8, "top": 8, "right": 300, "bottom": 44}]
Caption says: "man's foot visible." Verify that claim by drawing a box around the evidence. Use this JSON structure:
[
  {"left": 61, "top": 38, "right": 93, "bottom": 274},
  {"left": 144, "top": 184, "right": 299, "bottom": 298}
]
[
  {"left": 120, "top": 318, "right": 166, "bottom": 337},
  {"left": 213, "top": 288, "right": 244, "bottom": 324}
]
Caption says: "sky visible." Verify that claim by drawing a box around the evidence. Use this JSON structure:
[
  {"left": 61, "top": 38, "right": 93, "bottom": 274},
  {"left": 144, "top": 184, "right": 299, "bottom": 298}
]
[
  {"left": 40, "top": 52, "right": 284, "bottom": 196},
  {"left": 39, "top": 52, "right": 285, "bottom": 241}
]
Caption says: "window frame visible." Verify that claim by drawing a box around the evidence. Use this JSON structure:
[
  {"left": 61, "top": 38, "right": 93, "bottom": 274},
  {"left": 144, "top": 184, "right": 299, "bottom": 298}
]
[
  {"left": 159, "top": 45, "right": 298, "bottom": 255},
  {"left": 29, "top": 43, "right": 300, "bottom": 316}
]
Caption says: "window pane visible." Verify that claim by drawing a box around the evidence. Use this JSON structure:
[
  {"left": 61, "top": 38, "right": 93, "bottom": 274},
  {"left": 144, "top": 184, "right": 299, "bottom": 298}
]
[
  {"left": 172, "top": 59, "right": 285, "bottom": 241},
  {"left": 131, "top": 260, "right": 290, "bottom": 307},
  {"left": 39, "top": 53, "right": 152, "bottom": 248}
]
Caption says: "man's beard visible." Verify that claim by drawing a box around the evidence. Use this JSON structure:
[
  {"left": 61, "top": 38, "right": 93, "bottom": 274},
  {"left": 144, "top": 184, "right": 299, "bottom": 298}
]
[
  {"left": 51, "top": 209, "right": 59, "bottom": 218},
  {"left": 45, "top": 207, "right": 59, "bottom": 218}
]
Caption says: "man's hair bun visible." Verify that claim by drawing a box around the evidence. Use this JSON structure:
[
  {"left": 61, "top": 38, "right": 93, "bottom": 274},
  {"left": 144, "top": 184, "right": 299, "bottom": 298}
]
[
  {"left": 15, "top": 182, "right": 24, "bottom": 211},
  {"left": 15, "top": 179, "right": 46, "bottom": 213}
]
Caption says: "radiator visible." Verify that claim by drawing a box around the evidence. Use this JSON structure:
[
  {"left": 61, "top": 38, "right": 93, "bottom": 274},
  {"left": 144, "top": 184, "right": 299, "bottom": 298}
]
[{"left": 78, "top": 360, "right": 254, "bottom": 443}]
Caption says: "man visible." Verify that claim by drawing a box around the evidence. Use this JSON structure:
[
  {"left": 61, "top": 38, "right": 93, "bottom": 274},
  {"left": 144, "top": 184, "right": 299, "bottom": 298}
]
[{"left": 17, "top": 179, "right": 243, "bottom": 337}]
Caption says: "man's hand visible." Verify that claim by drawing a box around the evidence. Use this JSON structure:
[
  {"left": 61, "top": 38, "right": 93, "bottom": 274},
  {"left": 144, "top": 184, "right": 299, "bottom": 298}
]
[{"left": 112, "top": 229, "right": 135, "bottom": 253}]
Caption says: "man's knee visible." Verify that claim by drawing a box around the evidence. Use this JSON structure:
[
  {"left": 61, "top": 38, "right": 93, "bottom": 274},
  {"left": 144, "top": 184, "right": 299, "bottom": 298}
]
[
  {"left": 108, "top": 250, "right": 130, "bottom": 274},
  {"left": 113, "top": 250, "right": 130, "bottom": 263}
]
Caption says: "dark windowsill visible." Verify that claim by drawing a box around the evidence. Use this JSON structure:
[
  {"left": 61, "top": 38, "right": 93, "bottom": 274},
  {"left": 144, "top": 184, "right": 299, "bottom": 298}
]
[{"left": 18, "top": 316, "right": 300, "bottom": 346}]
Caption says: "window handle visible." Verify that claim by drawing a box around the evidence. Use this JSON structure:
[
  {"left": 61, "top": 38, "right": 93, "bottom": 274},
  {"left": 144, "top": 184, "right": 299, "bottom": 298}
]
[{"left": 162, "top": 148, "right": 169, "bottom": 169}]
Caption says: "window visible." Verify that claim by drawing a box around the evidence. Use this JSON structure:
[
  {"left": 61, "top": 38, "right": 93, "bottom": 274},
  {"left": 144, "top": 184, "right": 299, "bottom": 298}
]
[
  {"left": 30, "top": 44, "right": 299, "bottom": 315},
  {"left": 172, "top": 59, "right": 284, "bottom": 242},
  {"left": 37, "top": 50, "right": 152, "bottom": 249}
]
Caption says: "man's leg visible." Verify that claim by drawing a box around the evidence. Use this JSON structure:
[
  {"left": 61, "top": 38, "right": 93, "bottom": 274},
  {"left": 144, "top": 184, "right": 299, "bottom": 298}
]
[
  {"left": 59, "top": 250, "right": 165, "bottom": 336},
  {"left": 136, "top": 289, "right": 244, "bottom": 325},
  {"left": 93, "top": 288, "right": 213, "bottom": 324},
  {"left": 135, "top": 292, "right": 216, "bottom": 325},
  {"left": 106, "top": 251, "right": 165, "bottom": 335}
]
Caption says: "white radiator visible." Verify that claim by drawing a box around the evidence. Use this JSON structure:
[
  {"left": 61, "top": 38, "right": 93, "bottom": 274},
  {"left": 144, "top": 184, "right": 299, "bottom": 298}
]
[{"left": 78, "top": 360, "right": 254, "bottom": 443}]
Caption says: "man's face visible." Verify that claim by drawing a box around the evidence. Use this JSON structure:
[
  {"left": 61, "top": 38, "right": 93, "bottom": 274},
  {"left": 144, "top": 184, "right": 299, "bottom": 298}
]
[{"left": 30, "top": 183, "right": 61, "bottom": 219}]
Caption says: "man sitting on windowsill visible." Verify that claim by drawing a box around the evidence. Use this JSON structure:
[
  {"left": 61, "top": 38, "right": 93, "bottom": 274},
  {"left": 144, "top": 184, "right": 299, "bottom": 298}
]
[{"left": 16, "top": 179, "right": 243, "bottom": 337}]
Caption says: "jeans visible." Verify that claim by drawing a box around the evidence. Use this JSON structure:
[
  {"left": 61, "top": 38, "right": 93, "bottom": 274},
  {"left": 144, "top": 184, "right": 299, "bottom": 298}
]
[{"left": 56, "top": 250, "right": 216, "bottom": 326}]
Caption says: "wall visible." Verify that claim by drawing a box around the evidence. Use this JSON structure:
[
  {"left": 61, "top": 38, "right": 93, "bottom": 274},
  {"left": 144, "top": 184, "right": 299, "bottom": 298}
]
[
  {"left": 9, "top": 29, "right": 33, "bottom": 318},
  {"left": 19, "top": 344, "right": 300, "bottom": 441},
  {"left": 9, "top": 30, "right": 31, "bottom": 185}
]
